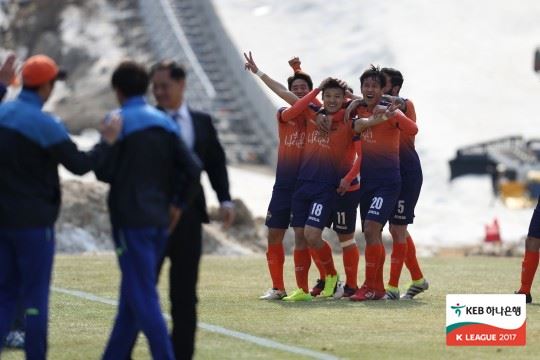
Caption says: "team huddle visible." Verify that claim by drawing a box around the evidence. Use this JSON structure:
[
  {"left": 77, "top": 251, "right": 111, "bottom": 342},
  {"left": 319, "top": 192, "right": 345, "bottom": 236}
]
[{"left": 244, "top": 52, "right": 429, "bottom": 302}]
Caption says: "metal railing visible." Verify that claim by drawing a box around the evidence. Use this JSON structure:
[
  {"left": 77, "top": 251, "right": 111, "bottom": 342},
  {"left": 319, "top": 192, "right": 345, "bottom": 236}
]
[
  {"left": 138, "top": 0, "right": 213, "bottom": 111},
  {"left": 136, "top": 0, "right": 278, "bottom": 165},
  {"left": 199, "top": 0, "right": 278, "bottom": 143}
]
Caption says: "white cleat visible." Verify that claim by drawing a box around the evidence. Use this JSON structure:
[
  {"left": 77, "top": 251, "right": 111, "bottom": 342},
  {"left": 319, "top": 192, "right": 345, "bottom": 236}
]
[
  {"left": 333, "top": 281, "right": 345, "bottom": 299},
  {"left": 259, "top": 288, "right": 287, "bottom": 300}
]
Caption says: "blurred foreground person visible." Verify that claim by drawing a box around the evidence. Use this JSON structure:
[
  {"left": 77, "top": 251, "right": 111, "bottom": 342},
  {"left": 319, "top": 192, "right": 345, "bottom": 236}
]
[
  {"left": 97, "top": 60, "right": 201, "bottom": 360},
  {"left": 0, "top": 52, "right": 26, "bottom": 350},
  {"left": 0, "top": 54, "right": 121, "bottom": 359},
  {"left": 515, "top": 204, "right": 540, "bottom": 303}
]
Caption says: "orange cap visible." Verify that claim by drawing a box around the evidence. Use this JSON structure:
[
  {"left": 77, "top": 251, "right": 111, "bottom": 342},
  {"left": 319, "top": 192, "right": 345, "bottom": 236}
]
[{"left": 21, "top": 55, "right": 65, "bottom": 87}]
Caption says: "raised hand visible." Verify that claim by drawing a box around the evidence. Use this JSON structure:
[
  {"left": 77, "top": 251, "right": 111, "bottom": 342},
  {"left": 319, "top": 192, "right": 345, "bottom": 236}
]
[
  {"left": 335, "top": 78, "right": 349, "bottom": 90},
  {"left": 0, "top": 53, "right": 17, "bottom": 86},
  {"left": 389, "top": 97, "right": 404, "bottom": 112},
  {"left": 353, "top": 117, "right": 370, "bottom": 134},
  {"left": 318, "top": 77, "right": 334, "bottom": 90},
  {"left": 243, "top": 51, "right": 259, "bottom": 74},
  {"left": 345, "top": 99, "right": 362, "bottom": 123},
  {"left": 220, "top": 205, "right": 236, "bottom": 230},
  {"left": 382, "top": 95, "right": 405, "bottom": 112},
  {"left": 100, "top": 113, "right": 123, "bottom": 145},
  {"left": 288, "top": 56, "right": 301, "bottom": 72},
  {"left": 337, "top": 178, "right": 351, "bottom": 196},
  {"left": 168, "top": 205, "right": 182, "bottom": 235},
  {"left": 315, "top": 112, "right": 331, "bottom": 134}
]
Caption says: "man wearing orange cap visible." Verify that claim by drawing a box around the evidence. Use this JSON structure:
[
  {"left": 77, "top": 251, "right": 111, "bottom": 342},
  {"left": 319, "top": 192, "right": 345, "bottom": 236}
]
[{"left": 0, "top": 54, "right": 122, "bottom": 359}]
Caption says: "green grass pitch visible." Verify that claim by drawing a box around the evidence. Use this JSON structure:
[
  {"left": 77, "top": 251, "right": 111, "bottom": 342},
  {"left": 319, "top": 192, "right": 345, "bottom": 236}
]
[{"left": 2, "top": 254, "right": 540, "bottom": 359}]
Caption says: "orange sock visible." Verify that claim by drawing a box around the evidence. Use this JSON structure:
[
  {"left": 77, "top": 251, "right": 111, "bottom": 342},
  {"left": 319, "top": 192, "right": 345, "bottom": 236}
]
[
  {"left": 309, "top": 240, "right": 329, "bottom": 280},
  {"left": 364, "top": 244, "right": 380, "bottom": 289},
  {"left": 388, "top": 242, "right": 408, "bottom": 288},
  {"left": 266, "top": 243, "right": 285, "bottom": 290},
  {"left": 342, "top": 244, "right": 359, "bottom": 289},
  {"left": 520, "top": 250, "right": 540, "bottom": 294},
  {"left": 315, "top": 241, "right": 337, "bottom": 276},
  {"left": 405, "top": 235, "right": 424, "bottom": 281},
  {"left": 293, "top": 248, "right": 311, "bottom": 292},
  {"left": 375, "top": 243, "right": 386, "bottom": 292}
]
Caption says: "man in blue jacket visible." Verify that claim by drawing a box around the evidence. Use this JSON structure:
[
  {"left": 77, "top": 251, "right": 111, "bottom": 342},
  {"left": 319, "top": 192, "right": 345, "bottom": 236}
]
[
  {"left": 97, "top": 60, "right": 201, "bottom": 360},
  {"left": 0, "top": 54, "right": 121, "bottom": 359}
]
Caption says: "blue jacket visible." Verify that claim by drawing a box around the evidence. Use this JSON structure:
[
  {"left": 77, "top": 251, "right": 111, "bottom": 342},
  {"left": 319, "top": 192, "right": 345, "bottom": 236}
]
[
  {"left": 95, "top": 96, "right": 201, "bottom": 227},
  {"left": 0, "top": 89, "right": 111, "bottom": 227}
]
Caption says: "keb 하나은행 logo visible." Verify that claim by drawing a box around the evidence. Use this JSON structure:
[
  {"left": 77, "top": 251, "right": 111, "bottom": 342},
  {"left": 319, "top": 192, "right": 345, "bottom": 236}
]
[
  {"left": 446, "top": 294, "right": 526, "bottom": 346},
  {"left": 451, "top": 303, "right": 466, "bottom": 317}
]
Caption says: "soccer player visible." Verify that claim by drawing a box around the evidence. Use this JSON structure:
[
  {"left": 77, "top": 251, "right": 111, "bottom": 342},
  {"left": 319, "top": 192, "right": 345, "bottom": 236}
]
[
  {"left": 283, "top": 77, "right": 353, "bottom": 301},
  {"left": 515, "top": 209, "right": 540, "bottom": 303},
  {"left": 324, "top": 142, "right": 362, "bottom": 298},
  {"left": 0, "top": 54, "right": 121, "bottom": 359},
  {"left": 245, "top": 53, "right": 358, "bottom": 299},
  {"left": 245, "top": 53, "right": 327, "bottom": 300},
  {"left": 347, "top": 65, "right": 418, "bottom": 301},
  {"left": 97, "top": 61, "right": 201, "bottom": 360},
  {"left": 380, "top": 67, "right": 429, "bottom": 300}
]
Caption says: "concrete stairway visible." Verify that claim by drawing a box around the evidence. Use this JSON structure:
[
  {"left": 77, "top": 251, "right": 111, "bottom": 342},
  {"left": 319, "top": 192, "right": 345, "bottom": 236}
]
[{"left": 138, "top": 0, "right": 278, "bottom": 165}]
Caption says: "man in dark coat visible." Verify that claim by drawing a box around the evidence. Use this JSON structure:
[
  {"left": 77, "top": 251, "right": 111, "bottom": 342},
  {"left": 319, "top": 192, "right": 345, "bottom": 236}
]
[{"left": 150, "top": 60, "right": 235, "bottom": 360}]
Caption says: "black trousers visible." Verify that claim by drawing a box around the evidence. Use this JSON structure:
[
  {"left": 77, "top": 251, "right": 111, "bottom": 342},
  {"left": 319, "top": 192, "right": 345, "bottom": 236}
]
[{"left": 167, "top": 210, "right": 202, "bottom": 360}]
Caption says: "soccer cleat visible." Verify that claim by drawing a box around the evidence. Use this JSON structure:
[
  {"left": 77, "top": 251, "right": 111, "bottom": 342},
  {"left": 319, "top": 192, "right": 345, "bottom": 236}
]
[
  {"left": 4, "top": 330, "right": 25, "bottom": 349},
  {"left": 333, "top": 282, "right": 359, "bottom": 299},
  {"left": 349, "top": 284, "right": 385, "bottom": 301},
  {"left": 283, "top": 288, "right": 313, "bottom": 302},
  {"left": 514, "top": 290, "right": 532, "bottom": 304},
  {"left": 401, "top": 278, "right": 429, "bottom": 300},
  {"left": 321, "top": 274, "right": 339, "bottom": 297},
  {"left": 383, "top": 286, "right": 400, "bottom": 300},
  {"left": 343, "top": 284, "right": 358, "bottom": 298},
  {"left": 310, "top": 279, "right": 325, "bottom": 297},
  {"left": 333, "top": 281, "right": 345, "bottom": 299},
  {"left": 259, "top": 288, "right": 287, "bottom": 300}
]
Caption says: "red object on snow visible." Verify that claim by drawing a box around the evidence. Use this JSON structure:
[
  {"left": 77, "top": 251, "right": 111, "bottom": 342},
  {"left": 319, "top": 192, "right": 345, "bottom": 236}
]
[{"left": 484, "top": 218, "right": 502, "bottom": 243}]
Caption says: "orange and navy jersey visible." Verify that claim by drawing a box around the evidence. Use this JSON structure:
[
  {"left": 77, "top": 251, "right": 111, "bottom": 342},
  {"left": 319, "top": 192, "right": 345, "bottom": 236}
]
[
  {"left": 399, "top": 99, "right": 421, "bottom": 172},
  {"left": 273, "top": 108, "right": 308, "bottom": 187},
  {"left": 299, "top": 107, "right": 356, "bottom": 186},
  {"left": 343, "top": 135, "right": 362, "bottom": 191},
  {"left": 357, "top": 106, "right": 417, "bottom": 180},
  {"left": 273, "top": 94, "right": 321, "bottom": 187}
]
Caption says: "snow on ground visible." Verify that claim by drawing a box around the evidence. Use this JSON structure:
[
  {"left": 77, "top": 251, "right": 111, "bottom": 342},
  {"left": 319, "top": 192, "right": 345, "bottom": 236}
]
[{"left": 212, "top": 0, "right": 540, "bottom": 247}]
